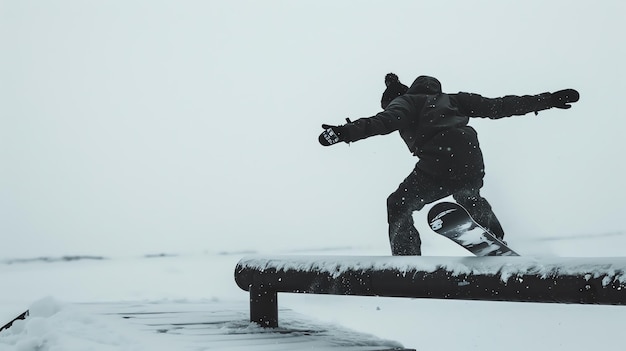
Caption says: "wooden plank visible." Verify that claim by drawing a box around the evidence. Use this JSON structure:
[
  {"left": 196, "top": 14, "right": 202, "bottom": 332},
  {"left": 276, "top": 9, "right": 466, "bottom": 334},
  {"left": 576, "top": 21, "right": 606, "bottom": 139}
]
[{"left": 79, "top": 301, "right": 414, "bottom": 351}]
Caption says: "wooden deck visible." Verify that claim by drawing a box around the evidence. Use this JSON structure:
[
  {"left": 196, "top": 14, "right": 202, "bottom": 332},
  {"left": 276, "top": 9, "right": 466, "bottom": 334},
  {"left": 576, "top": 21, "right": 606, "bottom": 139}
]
[{"left": 77, "top": 301, "right": 414, "bottom": 351}]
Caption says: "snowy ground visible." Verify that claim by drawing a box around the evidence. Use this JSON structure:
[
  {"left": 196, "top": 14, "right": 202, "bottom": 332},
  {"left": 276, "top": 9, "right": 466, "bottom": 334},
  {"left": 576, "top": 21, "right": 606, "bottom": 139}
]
[{"left": 2, "top": 230, "right": 626, "bottom": 351}]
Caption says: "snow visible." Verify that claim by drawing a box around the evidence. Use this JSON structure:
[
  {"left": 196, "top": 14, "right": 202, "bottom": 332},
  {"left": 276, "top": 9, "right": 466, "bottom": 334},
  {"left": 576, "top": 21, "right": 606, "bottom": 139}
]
[
  {"left": 2, "top": 297, "right": 406, "bottom": 351},
  {"left": 2, "top": 246, "right": 626, "bottom": 351},
  {"left": 237, "top": 254, "right": 626, "bottom": 284},
  {"left": 1, "top": 297, "right": 164, "bottom": 351}
]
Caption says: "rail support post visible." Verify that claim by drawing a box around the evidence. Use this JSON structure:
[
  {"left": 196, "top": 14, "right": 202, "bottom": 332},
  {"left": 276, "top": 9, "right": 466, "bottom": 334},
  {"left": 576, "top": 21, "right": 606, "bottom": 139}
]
[{"left": 249, "top": 283, "right": 278, "bottom": 327}]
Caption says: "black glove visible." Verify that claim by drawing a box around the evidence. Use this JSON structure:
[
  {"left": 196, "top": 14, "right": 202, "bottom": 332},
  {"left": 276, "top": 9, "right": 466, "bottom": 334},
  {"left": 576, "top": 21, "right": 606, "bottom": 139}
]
[
  {"left": 318, "top": 124, "right": 348, "bottom": 146},
  {"left": 551, "top": 89, "right": 579, "bottom": 109}
]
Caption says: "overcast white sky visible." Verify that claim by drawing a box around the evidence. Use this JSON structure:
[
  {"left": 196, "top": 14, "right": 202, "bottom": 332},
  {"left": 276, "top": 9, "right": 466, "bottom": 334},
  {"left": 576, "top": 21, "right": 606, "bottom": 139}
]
[{"left": 1, "top": 1, "right": 625, "bottom": 258}]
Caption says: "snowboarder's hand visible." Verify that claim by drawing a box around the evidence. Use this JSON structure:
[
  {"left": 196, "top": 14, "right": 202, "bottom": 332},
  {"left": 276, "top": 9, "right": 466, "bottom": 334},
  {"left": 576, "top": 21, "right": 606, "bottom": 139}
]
[
  {"left": 550, "top": 89, "right": 579, "bottom": 109},
  {"left": 318, "top": 124, "right": 348, "bottom": 146}
]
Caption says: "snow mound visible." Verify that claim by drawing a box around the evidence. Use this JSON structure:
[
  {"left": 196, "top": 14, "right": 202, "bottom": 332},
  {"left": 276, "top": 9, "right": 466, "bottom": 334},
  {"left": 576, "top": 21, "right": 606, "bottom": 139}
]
[{"left": 0, "top": 297, "right": 173, "bottom": 351}]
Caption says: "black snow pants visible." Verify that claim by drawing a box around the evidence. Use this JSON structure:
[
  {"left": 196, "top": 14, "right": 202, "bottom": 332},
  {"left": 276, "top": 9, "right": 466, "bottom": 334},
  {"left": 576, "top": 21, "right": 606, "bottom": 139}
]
[{"left": 387, "top": 165, "right": 505, "bottom": 256}]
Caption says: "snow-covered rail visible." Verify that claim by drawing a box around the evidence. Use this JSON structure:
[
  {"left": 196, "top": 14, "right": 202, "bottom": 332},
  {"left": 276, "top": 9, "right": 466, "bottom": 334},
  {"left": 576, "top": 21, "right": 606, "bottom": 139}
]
[{"left": 235, "top": 255, "right": 626, "bottom": 327}]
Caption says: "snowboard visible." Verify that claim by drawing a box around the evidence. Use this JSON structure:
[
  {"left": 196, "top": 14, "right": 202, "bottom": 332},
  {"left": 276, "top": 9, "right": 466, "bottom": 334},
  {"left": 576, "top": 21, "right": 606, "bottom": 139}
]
[{"left": 427, "top": 202, "right": 519, "bottom": 256}]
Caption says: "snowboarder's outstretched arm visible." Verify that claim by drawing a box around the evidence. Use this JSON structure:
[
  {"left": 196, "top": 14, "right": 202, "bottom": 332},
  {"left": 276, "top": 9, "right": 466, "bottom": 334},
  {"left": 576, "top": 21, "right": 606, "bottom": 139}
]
[
  {"left": 456, "top": 89, "right": 579, "bottom": 119},
  {"left": 318, "top": 101, "right": 414, "bottom": 146}
]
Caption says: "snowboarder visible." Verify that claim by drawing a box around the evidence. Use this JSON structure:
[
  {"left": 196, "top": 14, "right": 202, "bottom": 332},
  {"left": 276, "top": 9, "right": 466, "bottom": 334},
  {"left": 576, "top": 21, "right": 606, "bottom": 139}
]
[
  {"left": 381, "top": 73, "right": 408, "bottom": 109},
  {"left": 318, "top": 75, "right": 579, "bottom": 256}
]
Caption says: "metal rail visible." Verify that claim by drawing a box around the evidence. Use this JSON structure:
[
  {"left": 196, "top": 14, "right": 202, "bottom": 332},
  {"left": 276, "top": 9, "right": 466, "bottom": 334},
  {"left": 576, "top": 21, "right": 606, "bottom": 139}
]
[{"left": 235, "top": 255, "right": 626, "bottom": 327}]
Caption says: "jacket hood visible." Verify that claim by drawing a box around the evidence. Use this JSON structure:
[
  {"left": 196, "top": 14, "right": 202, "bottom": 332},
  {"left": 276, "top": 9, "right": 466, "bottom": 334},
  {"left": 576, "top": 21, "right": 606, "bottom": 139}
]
[{"left": 406, "top": 75, "right": 442, "bottom": 94}]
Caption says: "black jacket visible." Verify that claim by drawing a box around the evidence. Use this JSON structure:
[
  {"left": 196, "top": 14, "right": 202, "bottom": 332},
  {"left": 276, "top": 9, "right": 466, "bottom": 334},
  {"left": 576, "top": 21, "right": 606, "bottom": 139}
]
[
  {"left": 343, "top": 76, "right": 553, "bottom": 179},
  {"left": 381, "top": 81, "right": 409, "bottom": 109}
]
